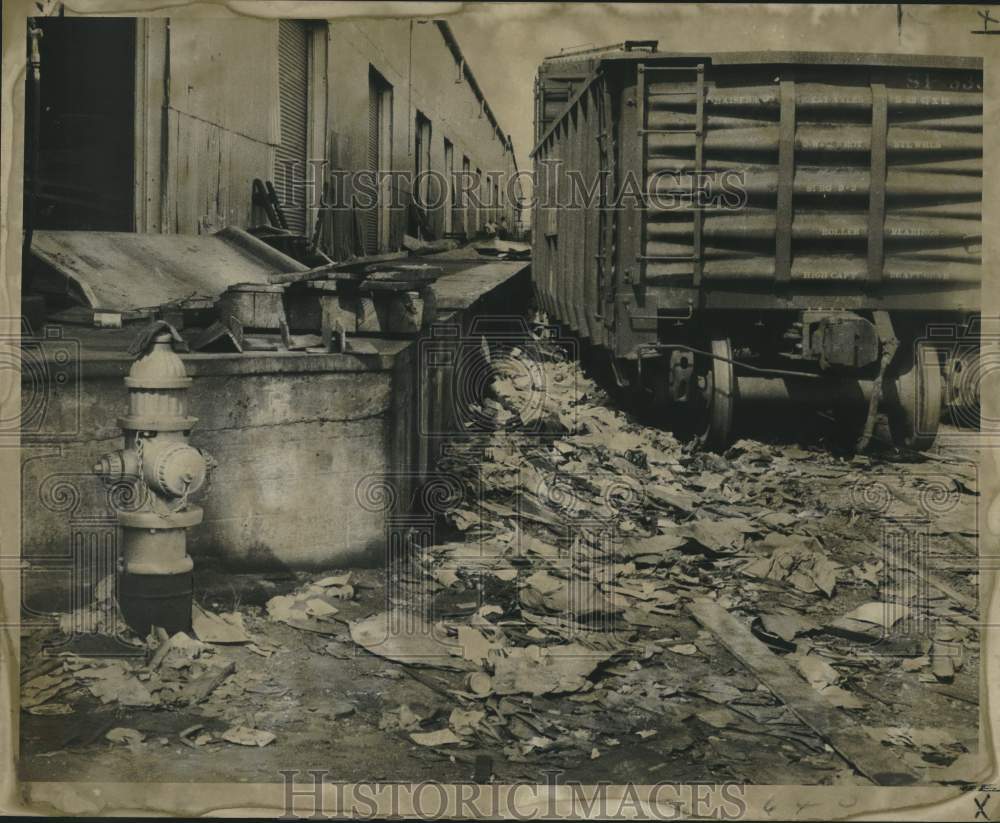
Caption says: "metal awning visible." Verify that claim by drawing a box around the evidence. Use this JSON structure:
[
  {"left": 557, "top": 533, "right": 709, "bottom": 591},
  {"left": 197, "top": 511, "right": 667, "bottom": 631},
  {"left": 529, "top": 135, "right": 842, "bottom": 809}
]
[{"left": 27, "top": 227, "right": 307, "bottom": 313}]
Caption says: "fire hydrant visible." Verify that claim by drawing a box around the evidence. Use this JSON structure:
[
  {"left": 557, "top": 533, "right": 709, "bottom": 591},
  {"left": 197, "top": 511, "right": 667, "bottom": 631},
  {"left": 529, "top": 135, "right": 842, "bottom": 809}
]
[{"left": 94, "top": 322, "right": 213, "bottom": 637}]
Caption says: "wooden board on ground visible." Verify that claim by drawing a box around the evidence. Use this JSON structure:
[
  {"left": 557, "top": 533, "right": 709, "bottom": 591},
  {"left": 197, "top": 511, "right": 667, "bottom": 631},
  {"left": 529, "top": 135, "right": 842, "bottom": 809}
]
[{"left": 688, "top": 598, "right": 920, "bottom": 786}]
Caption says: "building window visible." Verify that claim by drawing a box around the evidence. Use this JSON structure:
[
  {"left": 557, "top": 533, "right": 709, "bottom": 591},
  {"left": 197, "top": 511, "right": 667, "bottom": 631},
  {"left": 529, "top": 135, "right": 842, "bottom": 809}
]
[
  {"left": 412, "top": 111, "right": 432, "bottom": 237},
  {"left": 414, "top": 111, "right": 432, "bottom": 207},
  {"left": 461, "top": 155, "right": 471, "bottom": 238},
  {"left": 443, "top": 138, "right": 454, "bottom": 235},
  {"left": 367, "top": 66, "right": 393, "bottom": 254},
  {"left": 475, "top": 167, "right": 483, "bottom": 234}
]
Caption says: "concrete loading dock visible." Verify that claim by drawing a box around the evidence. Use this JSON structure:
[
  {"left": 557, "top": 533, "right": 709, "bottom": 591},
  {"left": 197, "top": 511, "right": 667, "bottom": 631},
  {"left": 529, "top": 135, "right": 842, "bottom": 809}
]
[{"left": 20, "top": 254, "right": 531, "bottom": 620}]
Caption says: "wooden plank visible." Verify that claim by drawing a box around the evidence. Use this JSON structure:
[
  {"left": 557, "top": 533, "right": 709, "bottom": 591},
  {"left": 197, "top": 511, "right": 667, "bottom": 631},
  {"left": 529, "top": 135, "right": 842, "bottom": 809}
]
[
  {"left": 431, "top": 261, "right": 530, "bottom": 311},
  {"left": 266, "top": 251, "right": 409, "bottom": 285},
  {"left": 687, "top": 598, "right": 919, "bottom": 786}
]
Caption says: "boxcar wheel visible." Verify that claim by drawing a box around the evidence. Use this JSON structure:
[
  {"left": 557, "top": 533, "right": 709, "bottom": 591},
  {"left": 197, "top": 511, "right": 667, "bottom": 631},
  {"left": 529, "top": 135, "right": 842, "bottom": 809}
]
[
  {"left": 695, "top": 337, "right": 736, "bottom": 451},
  {"left": 887, "top": 342, "right": 942, "bottom": 451}
]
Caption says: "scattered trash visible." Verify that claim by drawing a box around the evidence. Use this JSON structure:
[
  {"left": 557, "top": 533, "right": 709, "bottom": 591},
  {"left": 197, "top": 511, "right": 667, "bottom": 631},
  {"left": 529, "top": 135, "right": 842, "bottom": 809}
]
[
  {"left": 304, "top": 599, "right": 339, "bottom": 619},
  {"left": 192, "top": 605, "right": 250, "bottom": 644},
  {"left": 179, "top": 724, "right": 208, "bottom": 749},
  {"left": 21, "top": 334, "right": 977, "bottom": 783},
  {"left": 315, "top": 573, "right": 355, "bottom": 600},
  {"left": 411, "top": 729, "right": 464, "bottom": 747},
  {"left": 221, "top": 726, "right": 276, "bottom": 747},
  {"left": 329, "top": 700, "right": 356, "bottom": 718},
  {"left": 491, "top": 644, "right": 613, "bottom": 696},
  {"left": 931, "top": 642, "right": 956, "bottom": 683},
  {"left": 379, "top": 705, "right": 425, "bottom": 732},
  {"left": 449, "top": 708, "right": 486, "bottom": 736},
  {"left": 751, "top": 613, "right": 816, "bottom": 652},
  {"left": 158, "top": 632, "right": 210, "bottom": 670},
  {"left": 267, "top": 591, "right": 341, "bottom": 633},
  {"left": 465, "top": 672, "right": 494, "bottom": 697},
  {"left": 26, "top": 703, "right": 74, "bottom": 716},
  {"left": 741, "top": 534, "right": 840, "bottom": 597},
  {"left": 841, "top": 601, "right": 911, "bottom": 629},
  {"left": 105, "top": 727, "right": 144, "bottom": 749},
  {"left": 79, "top": 663, "right": 157, "bottom": 707},
  {"left": 350, "top": 612, "right": 475, "bottom": 671}
]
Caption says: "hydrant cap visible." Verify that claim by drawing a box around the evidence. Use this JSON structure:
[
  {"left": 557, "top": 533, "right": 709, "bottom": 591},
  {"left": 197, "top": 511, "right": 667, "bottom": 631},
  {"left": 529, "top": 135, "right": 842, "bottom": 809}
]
[
  {"left": 153, "top": 443, "right": 208, "bottom": 497},
  {"left": 125, "top": 337, "right": 192, "bottom": 390}
]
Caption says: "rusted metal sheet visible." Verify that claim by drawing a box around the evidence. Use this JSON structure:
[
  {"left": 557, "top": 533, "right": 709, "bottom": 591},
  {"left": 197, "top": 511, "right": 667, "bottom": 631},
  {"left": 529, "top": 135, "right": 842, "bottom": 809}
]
[{"left": 29, "top": 227, "right": 307, "bottom": 312}]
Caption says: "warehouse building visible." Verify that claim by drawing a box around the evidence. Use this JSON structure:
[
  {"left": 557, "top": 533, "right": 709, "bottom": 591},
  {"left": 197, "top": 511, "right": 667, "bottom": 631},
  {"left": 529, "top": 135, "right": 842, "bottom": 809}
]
[{"left": 26, "top": 15, "right": 521, "bottom": 250}]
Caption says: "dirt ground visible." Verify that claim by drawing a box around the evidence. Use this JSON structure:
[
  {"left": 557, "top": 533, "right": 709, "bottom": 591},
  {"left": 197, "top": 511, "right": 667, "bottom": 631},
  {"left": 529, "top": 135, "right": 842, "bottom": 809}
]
[{"left": 19, "top": 343, "right": 981, "bottom": 787}]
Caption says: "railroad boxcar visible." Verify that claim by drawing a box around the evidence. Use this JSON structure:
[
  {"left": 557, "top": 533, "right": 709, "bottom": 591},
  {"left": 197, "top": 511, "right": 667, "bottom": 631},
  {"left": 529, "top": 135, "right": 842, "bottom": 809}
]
[{"left": 531, "top": 44, "right": 982, "bottom": 450}]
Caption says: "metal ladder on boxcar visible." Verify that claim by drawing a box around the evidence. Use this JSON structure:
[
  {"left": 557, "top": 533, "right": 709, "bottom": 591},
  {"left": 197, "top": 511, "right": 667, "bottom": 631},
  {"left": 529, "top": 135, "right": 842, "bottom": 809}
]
[
  {"left": 636, "top": 63, "right": 707, "bottom": 290},
  {"left": 595, "top": 73, "right": 616, "bottom": 347}
]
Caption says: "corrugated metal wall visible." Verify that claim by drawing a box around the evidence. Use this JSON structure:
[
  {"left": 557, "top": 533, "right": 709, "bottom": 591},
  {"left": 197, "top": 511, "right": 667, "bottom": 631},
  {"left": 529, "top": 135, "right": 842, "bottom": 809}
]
[{"left": 275, "top": 20, "right": 309, "bottom": 234}]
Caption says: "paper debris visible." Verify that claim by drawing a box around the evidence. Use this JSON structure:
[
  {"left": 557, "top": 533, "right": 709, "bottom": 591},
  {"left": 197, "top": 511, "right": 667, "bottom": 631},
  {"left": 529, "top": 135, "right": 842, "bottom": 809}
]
[
  {"left": 192, "top": 605, "right": 250, "bottom": 644},
  {"left": 106, "top": 727, "right": 144, "bottom": 749},
  {"left": 379, "top": 705, "right": 426, "bottom": 732},
  {"left": 349, "top": 612, "right": 475, "bottom": 671},
  {"left": 741, "top": 534, "right": 840, "bottom": 597},
  {"left": 221, "top": 726, "right": 276, "bottom": 747},
  {"left": 841, "top": 601, "right": 910, "bottom": 629},
  {"left": 304, "top": 599, "right": 339, "bottom": 619},
  {"left": 491, "top": 644, "right": 613, "bottom": 696},
  {"left": 411, "top": 729, "right": 464, "bottom": 747}
]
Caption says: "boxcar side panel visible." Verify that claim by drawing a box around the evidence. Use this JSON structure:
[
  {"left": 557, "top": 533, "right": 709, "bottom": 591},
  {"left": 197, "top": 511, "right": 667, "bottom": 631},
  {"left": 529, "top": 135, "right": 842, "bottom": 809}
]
[{"left": 534, "top": 53, "right": 982, "bottom": 358}]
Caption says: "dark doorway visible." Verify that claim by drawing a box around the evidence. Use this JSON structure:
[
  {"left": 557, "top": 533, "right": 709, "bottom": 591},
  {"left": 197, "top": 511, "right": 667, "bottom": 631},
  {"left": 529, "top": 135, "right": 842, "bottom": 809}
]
[{"left": 27, "top": 17, "right": 136, "bottom": 231}]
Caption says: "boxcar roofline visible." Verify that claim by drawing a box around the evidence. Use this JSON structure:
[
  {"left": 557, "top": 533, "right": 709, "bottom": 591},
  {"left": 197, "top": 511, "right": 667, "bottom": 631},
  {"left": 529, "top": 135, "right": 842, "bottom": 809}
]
[
  {"left": 530, "top": 50, "right": 981, "bottom": 156},
  {"left": 588, "top": 51, "right": 981, "bottom": 70}
]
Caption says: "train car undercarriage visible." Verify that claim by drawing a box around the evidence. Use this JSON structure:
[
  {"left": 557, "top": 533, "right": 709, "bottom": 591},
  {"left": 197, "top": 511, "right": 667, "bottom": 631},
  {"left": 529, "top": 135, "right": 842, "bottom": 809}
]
[{"left": 619, "top": 309, "right": 950, "bottom": 451}]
